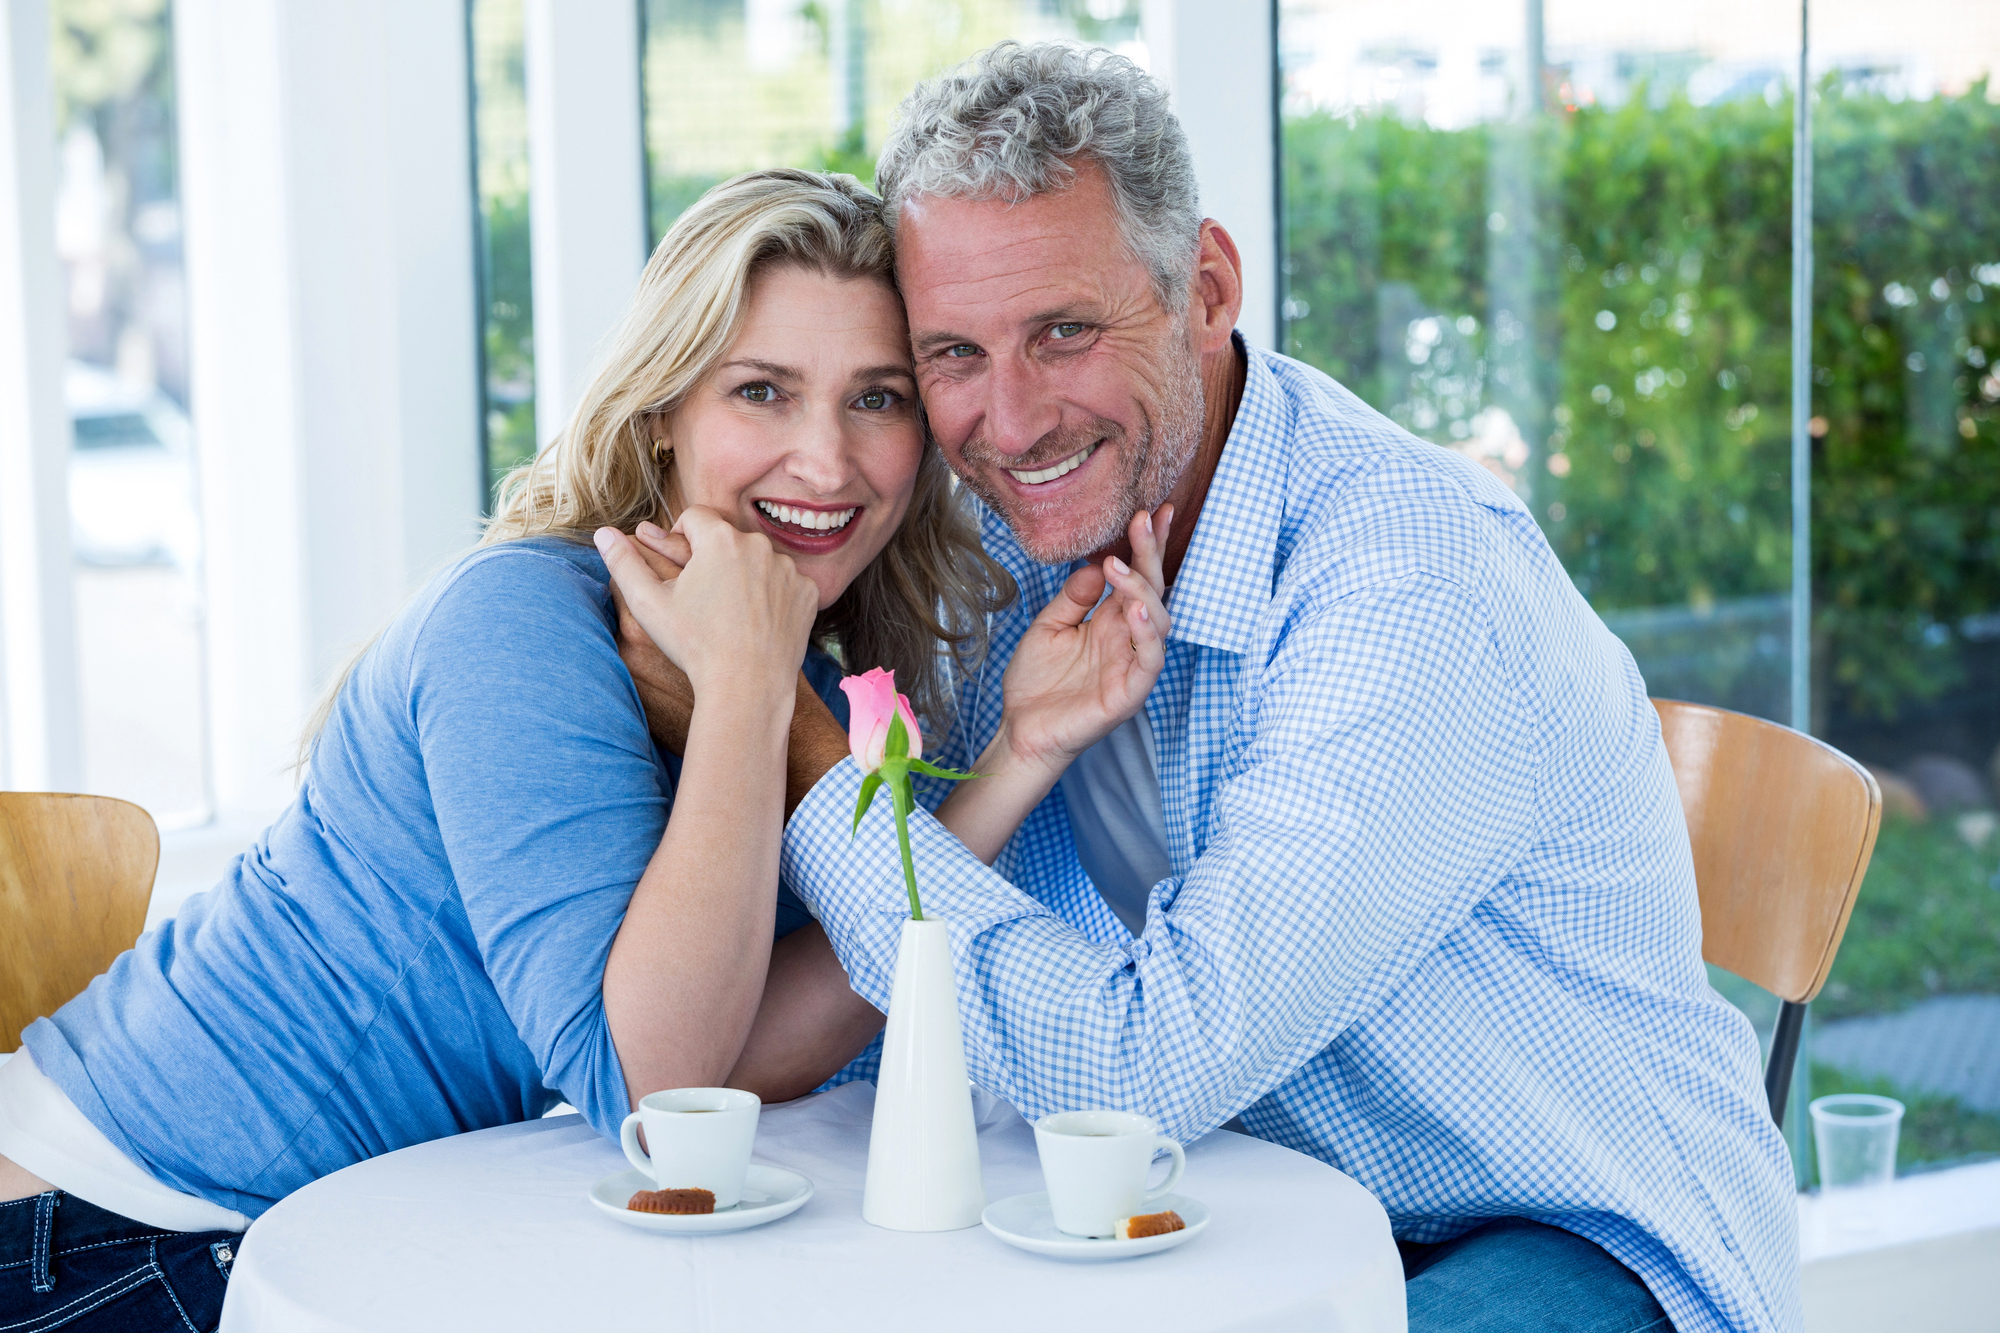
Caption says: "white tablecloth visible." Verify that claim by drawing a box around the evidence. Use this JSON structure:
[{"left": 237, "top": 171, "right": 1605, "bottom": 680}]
[{"left": 221, "top": 1082, "right": 1406, "bottom": 1333}]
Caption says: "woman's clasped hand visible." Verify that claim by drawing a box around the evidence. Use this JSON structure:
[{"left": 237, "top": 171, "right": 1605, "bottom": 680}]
[{"left": 594, "top": 511, "right": 818, "bottom": 706}]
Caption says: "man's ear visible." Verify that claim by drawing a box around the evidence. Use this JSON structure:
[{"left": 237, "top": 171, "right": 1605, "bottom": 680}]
[{"left": 1189, "top": 219, "right": 1245, "bottom": 354}]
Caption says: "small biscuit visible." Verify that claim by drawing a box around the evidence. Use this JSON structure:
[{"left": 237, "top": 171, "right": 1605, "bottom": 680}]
[
  {"left": 1115, "top": 1210, "right": 1185, "bottom": 1240},
  {"left": 627, "top": 1187, "right": 717, "bottom": 1215}
]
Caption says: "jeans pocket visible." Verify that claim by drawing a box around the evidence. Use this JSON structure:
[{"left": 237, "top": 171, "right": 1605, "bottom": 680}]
[
  {"left": 4, "top": 1235, "right": 234, "bottom": 1333},
  {"left": 3, "top": 1252, "right": 170, "bottom": 1333}
]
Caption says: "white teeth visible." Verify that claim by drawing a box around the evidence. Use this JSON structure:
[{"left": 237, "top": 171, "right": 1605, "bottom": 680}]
[
  {"left": 756, "top": 500, "right": 856, "bottom": 532},
  {"left": 1005, "top": 443, "right": 1096, "bottom": 486}
]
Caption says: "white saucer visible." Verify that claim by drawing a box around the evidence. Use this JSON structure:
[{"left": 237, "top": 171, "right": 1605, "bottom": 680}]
[
  {"left": 588, "top": 1164, "right": 813, "bottom": 1234},
  {"left": 981, "top": 1192, "right": 1209, "bottom": 1261}
]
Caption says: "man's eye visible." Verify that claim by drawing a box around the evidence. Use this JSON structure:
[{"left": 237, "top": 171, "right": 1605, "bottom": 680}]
[
  {"left": 945, "top": 344, "right": 981, "bottom": 359},
  {"left": 1049, "top": 322, "right": 1086, "bottom": 340},
  {"left": 739, "top": 383, "right": 775, "bottom": 403},
  {"left": 856, "top": 389, "right": 897, "bottom": 410}
]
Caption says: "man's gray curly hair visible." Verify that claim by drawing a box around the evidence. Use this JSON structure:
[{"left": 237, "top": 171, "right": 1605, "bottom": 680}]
[{"left": 874, "top": 41, "right": 1202, "bottom": 312}]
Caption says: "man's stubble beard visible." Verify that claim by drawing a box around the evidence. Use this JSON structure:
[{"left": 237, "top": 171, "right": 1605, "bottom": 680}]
[{"left": 951, "top": 331, "right": 1206, "bottom": 566}]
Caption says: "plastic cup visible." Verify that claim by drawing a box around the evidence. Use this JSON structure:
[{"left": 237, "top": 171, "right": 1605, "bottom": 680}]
[{"left": 1810, "top": 1093, "right": 1903, "bottom": 1191}]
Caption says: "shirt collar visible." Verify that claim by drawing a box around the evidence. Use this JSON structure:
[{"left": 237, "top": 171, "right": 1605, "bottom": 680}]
[{"left": 1164, "top": 340, "right": 1292, "bottom": 654}]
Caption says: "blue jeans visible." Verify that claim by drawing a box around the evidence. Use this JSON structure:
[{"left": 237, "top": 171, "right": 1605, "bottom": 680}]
[
  {"left": 0, "top": 1191, "right": 239, "bottom": 1332},
  {"left": 1403, "top": 1218, "right": 1674, "bottom": 1332}
]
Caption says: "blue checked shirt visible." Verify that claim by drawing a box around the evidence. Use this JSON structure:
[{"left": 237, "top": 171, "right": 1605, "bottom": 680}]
[{"left": 783, "top": 345, "right": 1800, "bottom": 1333}]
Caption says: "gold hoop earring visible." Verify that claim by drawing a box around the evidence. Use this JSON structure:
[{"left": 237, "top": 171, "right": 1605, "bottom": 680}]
[{"left": 652, "top": 440, "right": 673, "bottom": 466}]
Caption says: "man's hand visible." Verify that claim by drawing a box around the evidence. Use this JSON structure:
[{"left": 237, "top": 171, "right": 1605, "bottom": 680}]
[
  {"left": 613, "top": 522, "right": 697, "bottom": 755},
  {"left": 788, "top": 676, "right": 854, "bottom": 819}
]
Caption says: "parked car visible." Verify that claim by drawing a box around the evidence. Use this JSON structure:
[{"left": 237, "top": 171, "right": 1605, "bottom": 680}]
[{"left": 66, "top": 359, "right": 200, "bottom": 570}]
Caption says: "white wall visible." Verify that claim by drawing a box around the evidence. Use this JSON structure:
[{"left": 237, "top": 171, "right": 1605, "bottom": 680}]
[
  {"left": 0, "top": 0, "right": 82, "bottom": 793},
  {"left": 1799, "top": 1161, "right": 2000, "bottom": 1333},
  {"left": 175, "top": 0, "right": 482, "bottom": 819},
  {"left": 525, "top": 0, "right": 648, "bottom": 450},
  {"left": 1144, "top": 0, "right": 1280, "bottom": 350}
]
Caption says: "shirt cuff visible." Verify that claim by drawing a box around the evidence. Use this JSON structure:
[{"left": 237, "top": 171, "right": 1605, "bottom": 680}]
[{"left": 780, "top": 758, "right": 1052, "bottom": 1011}]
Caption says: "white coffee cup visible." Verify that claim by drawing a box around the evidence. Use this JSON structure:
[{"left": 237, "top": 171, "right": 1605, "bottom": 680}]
[
  {"left": 1033, "top": 1109, "right": 1187, "bottom": 1238},
  {"left": 620, "top": 1087, "right": 760, "bottom": 1208}
]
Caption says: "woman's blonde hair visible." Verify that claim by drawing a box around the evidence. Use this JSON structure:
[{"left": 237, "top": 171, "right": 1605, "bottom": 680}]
[{"left": 484, "top": 168, "right": 1013, "bottom": 723}]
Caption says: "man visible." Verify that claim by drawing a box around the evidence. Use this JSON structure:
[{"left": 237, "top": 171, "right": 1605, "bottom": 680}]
[{"left": 623, "top": 41, "right": 1797, "bottom": 1333}]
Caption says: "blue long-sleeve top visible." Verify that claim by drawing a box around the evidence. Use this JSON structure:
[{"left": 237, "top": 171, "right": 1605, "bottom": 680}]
[{"left": 26, "top": 536, "right": 842, "bottom": 1220}]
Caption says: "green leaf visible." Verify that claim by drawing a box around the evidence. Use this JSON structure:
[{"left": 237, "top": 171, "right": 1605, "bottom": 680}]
[
  {"left": 850, "top": 772, "right": 884, "bottom": 838},
  {"left": 885, "top": 712, "right": 910, "bottom": 762},
  {"left": 908, "top": 757, "right": 980, "bottom": 783}
]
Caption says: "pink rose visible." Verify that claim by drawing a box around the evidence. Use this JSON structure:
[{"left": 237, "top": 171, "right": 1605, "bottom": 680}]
[
  {"left": 838, "top": 667, "right": 922, "bottom": 772},
  {"left": 840, "top": 666, "right": 978, "bottom": 920}
]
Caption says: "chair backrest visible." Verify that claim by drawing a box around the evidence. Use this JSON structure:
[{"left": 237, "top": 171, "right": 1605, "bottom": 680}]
[
  {"left": 0, "top": 793, "right": 159, "bottom": 1050},
  {"left": 1652, "top": 700, "right": 1881, "bottom": 1004}
]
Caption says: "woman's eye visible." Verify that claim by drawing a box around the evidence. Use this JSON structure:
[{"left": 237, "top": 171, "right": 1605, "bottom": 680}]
[
  {"left": 739, "top": 382, "right": 775, "bottom": 403},
  {"left": 1049, "top": 322, "right": 1086, "bottom": 340},
  {"left": 856, "top": 389, "right": 898, "bottom": 411}
]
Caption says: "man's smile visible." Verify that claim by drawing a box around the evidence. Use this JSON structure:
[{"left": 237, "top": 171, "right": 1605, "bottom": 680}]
[{"left": 1004, "top": 442, "right": 1099, "bottom": 487}]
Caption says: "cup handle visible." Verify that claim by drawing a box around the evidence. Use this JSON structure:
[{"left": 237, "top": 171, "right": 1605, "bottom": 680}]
[
  {"left": 1144, "top": 1136, "right": 1186, "bottom": 1203},
  {"left": 620, "top": 1112, "right": 650, "bottom": 1174}
]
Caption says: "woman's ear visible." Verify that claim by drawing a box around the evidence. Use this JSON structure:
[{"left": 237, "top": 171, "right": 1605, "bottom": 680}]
[
  {"left": 642, "top": 408, "right": 673, "bottom": 459},
  {"left": 643, "top": 411, "right": 682, "bottom": 524}
]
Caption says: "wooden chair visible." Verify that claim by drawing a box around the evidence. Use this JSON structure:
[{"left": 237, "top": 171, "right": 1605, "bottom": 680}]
[
  {"left": 1652, "top": 700, "right": 1882, "bottom": 1125},
  {"left": 0, "top": 793, "right": 159, "bottom": 1051}
]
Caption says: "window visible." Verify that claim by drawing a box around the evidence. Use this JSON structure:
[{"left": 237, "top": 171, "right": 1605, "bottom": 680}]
[
  {"left": 1278, "top": 0, "right": 2000, "bottom": 1178},
  {"left": 1800, "top": 3, "right": 2000, "bottom": 1178},
  {"left": 640, "top": 0, "right": 1146, "bottom": 244},
  {"left": 471, "top": 0, "right": 536, "bottom": 502},
  {"left": 52, "top": 0, "right": 208, "bottom": 826}
]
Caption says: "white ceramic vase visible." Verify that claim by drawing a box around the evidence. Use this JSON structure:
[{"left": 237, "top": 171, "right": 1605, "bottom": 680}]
[{"left": 861, "top": 916, "right": 987, "bottom": 1231}]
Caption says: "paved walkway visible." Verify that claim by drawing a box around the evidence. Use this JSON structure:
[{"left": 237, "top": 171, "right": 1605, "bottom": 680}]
[{"left": 1815, "top": 995, "right": 2000, "bottom": 1114}]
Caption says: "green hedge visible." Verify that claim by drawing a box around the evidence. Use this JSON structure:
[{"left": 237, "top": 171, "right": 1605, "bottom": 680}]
[{"left": 1282, "top": 85, "right": 2000, "bottom": 728}]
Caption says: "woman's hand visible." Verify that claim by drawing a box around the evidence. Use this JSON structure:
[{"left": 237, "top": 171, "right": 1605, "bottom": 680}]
[
  {"left": 609, "top": 522, "right": 849, "bottom": 814},
  {"left": 995, "top": 504, "right": 1173, "bottom": 779},
  {"left": 934, "top": 506, "right": 1172, "bottom": 865},
  {"left": 596, "top": 507, "right": 818, "bottom": 704}
]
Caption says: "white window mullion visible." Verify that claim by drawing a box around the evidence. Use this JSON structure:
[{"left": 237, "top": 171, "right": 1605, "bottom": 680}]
[
  {"left": 176, "top": 0, "right": 481, "bottom": 820},
  {"left": 0, "top": 0, "right": 83, "bottom": 793},
  {"left": 524, "top": 0, "right": 648, "bottom": 452},
  {"left": 1143, "top": 0, "right": 1280, "bottom": 352}
]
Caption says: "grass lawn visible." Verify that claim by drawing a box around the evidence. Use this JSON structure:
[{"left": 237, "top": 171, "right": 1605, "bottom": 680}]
[
  {"left": 1808, "top": 815, "right": 2000, "bottom": 1173},
  {"left": 1711, "top": 814, "right": 2000, "bottom": 1177},
  {"left": 1814, "top": 816, "right": 2000, "bottom": 1020}
]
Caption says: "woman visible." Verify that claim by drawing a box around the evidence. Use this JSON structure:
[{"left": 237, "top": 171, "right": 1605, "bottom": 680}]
[{"left": 0, "top": 169, "right": 1038, "bottom": 1330}]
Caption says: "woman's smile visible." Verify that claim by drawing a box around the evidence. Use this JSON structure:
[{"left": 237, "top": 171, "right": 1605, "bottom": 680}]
[{"left": 752, "top": 498, "right": 864, "bottom": 554}]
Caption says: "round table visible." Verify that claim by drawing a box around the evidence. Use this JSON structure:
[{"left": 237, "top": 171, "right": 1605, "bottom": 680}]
[{"left": 220, "top": 1081, "right": 1406, "bottom": 1332}]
